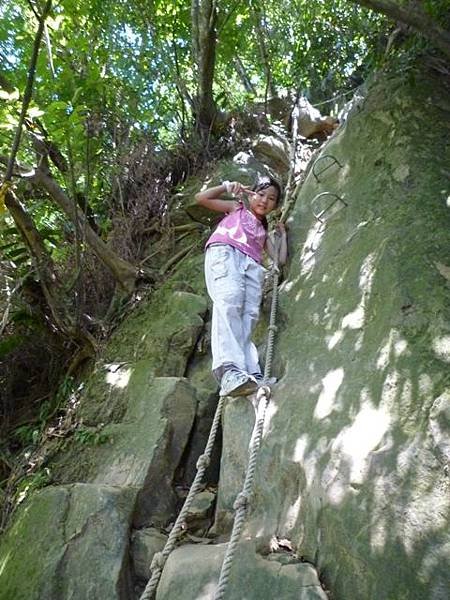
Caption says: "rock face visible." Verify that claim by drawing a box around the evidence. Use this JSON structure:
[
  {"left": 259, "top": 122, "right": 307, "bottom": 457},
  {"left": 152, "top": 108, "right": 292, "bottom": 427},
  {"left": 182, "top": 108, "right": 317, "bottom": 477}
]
[
  {"left": 0, "top": 284, "right": 209, "bottom": 597},
  {"left": 92, "top": 375, "right": 198, "bottom": 527},
  {"left": 131, "top": 528, "right": 168, "bottom": 581},
  {"left": 296, "top": 96, "right": 338, "bottom": 138},
  {"left": 156, "top": 542, "right": 328, "bottom": 600},
  {"left": 216, "top": 62, "right": 450, "bottom": 599},
  {"left": 0, "top": 484, "right": 135, "bottom": 600},
  {"left": 1, "top": 59, "right": 449, "bottom": 600}
]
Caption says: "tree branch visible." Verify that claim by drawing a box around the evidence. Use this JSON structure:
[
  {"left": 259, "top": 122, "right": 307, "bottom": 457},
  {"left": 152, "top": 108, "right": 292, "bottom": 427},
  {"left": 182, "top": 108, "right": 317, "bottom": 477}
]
[
  {"left": 349, "top": 0, "right": 450, "bottom": 59},
  {"left": 0, "top": 155, "right": 34, "bottom": 178},
  {"left": 5, "top": 0, "right": 52, "bottom": 183},
  {"left": 32, "top": 168, "right": 142, "bottom": 292}
]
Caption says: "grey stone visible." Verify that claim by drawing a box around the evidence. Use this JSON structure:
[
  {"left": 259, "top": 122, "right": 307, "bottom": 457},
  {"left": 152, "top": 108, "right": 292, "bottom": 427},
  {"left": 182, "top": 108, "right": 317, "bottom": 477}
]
[
  {"left": 217, "top": 64, "right": 450, "bottom": 600},
  {"left": 156, "top": 541, "right": 327, "bottom": 599},
  {"left": 252, "top": 134, "right": 291, "bottom": 174},
  {"left": 213, "top": 397, "right": 255, "bottom": 534},
  {"left": 92, "top": 376, "right": 198, "bottom": 527},
  {"left": 185, "top": 489, "right": 216, "bottom": 522},
  {"left": 0, "top": 483, "right": 135, "bottom": 600},
  {"left": 428, "top": 390, "right": 450, "bottom": 464},
  {"left": 131, "top": 528, "right": 167, "bottom": 580},
  {"left": 296, "top": 96, "right": 338, "bottom": 138}
]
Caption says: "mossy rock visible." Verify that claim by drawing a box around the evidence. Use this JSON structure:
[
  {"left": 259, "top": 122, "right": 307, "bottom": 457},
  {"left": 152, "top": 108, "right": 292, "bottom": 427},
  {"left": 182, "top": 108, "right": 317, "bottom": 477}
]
[{"left": 0, "top": 483, "right": 135, "bottom": 600}]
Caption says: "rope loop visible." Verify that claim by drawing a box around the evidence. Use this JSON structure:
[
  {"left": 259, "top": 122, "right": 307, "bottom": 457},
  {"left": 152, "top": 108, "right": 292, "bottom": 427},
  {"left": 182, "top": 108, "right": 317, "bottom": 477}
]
[
  {"left": 196, "top": 453, "right": 210, "bottom": 470},
  {"left": 150, "top": 551, "right": 166, "bottom": 572},
  {"left": 233, "top": 492, "right": 250, "bottom": 511},
  {"left": 256, "top": 385, "right": 271, "bottom": 401},
  {"left": 268, "top": 324, "right": 278, "bottom": 333}
]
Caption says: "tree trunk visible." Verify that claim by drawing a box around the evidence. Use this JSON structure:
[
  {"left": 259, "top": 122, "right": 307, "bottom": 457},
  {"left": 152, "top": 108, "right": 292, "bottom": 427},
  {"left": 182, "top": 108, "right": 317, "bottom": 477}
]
[
  {"left": 3, "top": 188, "right": 94, "bottom": 352},
  {"left": 4, "top": 189, "right": 53, "bottom": 274},
  {"left": 349, "top": 0, "right": 450, "bottom": 59},
  {"left": 234, "top": 57, "right": 257, "bottom": 95},
  {"left": 252, "top": 1, "right": 277, "bottom": 101},
  {"left": 192, "top": 0, "right": 218, "bottom": 131},
  {"left": 33, "top": 169, "right": 140, "bottom": 293}
]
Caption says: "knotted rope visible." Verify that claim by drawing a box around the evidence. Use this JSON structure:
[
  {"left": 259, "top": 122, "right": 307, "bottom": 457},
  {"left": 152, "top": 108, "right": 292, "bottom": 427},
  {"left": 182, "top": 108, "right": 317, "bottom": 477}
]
[
  {"left": 140, "top": 227, "right": 284, "bottom": 600},
  {"left": 139, "top": 395, "right": 225, "bottom": 600},
  {"left": 139, "top": 241, "right": 281, "bottom": 600},
  {"left": 214, "top": 238, "right": 281, "bottom": 600}
]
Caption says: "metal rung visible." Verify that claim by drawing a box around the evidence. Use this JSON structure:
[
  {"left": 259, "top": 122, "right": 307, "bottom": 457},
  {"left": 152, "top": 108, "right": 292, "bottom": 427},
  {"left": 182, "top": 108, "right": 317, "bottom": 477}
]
[
  {"left": 311, "top": 192, "right": 347, "bottom": 223},
  {"left": 312, "top": 154, "right": 343, "bottom": 182}
]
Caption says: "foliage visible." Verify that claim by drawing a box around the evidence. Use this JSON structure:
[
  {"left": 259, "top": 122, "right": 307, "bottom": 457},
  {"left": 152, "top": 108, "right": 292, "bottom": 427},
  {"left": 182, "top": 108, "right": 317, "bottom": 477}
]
[
  {"left": 0, "top": 374, "right": 77, "bottom": 528},
  {"left": 73, "top": 424, "right": 109, "bottom": 446},
  {"left": 216, "top": 0, "right": 384, "bottom": 107},
  {"left": 8, "top": 375, "right": 75, "bottom": 446}
]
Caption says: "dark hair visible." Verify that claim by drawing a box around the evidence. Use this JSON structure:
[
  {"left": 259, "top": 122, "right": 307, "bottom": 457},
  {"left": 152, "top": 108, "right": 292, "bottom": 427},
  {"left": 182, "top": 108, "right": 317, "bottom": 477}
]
[
  {"left": 252, "top": 176, "right": 282, "bottom": 206},
  {"left": 251, "top": 175, "right": 282, "bottom": 230}
]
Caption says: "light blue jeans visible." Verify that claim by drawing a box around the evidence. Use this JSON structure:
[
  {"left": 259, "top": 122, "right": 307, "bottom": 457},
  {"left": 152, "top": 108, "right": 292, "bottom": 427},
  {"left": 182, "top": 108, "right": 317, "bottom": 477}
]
[{"left": 205, "top": 244, "right": 265, "bottom": 380}]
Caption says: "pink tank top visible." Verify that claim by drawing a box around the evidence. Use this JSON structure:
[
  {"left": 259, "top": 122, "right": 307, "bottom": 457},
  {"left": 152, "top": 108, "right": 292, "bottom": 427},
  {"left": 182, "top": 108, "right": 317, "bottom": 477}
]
[{"left": 206, "top": 205, "right": 266, "bottom": 263}]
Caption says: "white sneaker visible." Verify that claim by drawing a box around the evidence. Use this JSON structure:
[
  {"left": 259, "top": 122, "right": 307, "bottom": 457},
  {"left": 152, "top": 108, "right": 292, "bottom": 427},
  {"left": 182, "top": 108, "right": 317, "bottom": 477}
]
[
  {"left": 220, "top": 370, "right": 258, "bottom": 397},
  {"left": 253, "top": 373, "right": 277, "bottom": 386}
]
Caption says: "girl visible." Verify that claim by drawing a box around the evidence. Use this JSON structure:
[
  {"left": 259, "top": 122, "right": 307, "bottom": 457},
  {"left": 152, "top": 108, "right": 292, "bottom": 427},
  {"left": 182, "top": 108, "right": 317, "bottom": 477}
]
[{"left": 195, "top": 176, "right": 287, "bottom": 397}]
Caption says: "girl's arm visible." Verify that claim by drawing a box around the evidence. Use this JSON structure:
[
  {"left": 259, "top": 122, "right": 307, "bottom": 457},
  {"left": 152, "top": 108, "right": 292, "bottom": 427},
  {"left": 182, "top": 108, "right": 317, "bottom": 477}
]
[
  {"left": 195, "top": 181, "right": 250, "bottom": 213},
  {"left": 266, "top": 222, "right": 288, "bottom": 266}
]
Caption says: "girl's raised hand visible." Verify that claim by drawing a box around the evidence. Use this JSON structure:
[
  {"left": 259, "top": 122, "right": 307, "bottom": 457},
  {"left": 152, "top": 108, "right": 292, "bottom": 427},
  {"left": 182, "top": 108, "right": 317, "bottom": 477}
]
[{"left": 225, "top": 181, "right": 254, "bottom": 197}]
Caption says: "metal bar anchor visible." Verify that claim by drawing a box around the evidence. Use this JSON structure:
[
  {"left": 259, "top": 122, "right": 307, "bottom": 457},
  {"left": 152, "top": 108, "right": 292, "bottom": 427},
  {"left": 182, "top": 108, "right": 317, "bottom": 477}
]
[
  {"left": 311, "top": 192, "right": 347, "bottom": 223},
  {"left": 312, "top": 154, "right": 343, "bottom": 182}
]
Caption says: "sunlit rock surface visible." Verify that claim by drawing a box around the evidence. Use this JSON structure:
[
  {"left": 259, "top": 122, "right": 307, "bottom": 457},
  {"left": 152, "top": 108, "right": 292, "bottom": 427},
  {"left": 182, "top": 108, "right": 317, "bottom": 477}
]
[
  {"left": 217, "top": 61, "right": 450, "bottom": 599},
  {"left": 156, "top": 541, "right": 328, "bottom": 600}
]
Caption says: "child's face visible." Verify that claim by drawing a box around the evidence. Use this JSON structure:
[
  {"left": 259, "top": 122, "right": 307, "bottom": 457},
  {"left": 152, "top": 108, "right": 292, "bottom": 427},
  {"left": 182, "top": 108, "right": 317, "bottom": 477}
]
[{"left": 248, "top": 185, "right": 279, "bottom": 219}]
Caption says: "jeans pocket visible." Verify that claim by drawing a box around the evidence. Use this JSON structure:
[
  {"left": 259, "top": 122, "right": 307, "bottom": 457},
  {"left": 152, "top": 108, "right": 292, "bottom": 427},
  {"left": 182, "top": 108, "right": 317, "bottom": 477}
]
[{"left": 210, "top": 247, "right": 230, "bottom": 280}]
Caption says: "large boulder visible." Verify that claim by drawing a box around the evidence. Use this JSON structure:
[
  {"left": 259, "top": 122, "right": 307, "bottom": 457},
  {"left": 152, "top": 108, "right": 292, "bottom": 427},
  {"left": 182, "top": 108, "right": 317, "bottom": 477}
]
[
  {"left": 0, "top": 483, "right": 135, "bottom": 600},
  {"left": 296, "top": 96, "right": 338, "bottom": 138},
  {"left": 213, "top": 396, "right": 255, "bottom": 534},
  {"left": 131, "top": 527, "right": 168, "bottom": 581},
  {"left": 92, "top": 375, "right": 198, "bottom": 527},
  {"left": 252, "top": 134, "right": 291, "bottom": 174},
  {"left": 156, "top": 541, "right": 327, "bottom": 600}
]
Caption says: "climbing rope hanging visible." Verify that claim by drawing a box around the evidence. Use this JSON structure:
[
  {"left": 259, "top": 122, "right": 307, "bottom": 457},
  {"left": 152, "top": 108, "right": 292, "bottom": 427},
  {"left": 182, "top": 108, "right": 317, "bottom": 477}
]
[
  {"left": 214, "top": 105, "right": 306, "bottom": 598},
  {"left": 139, "top": 394, "right": 225, "bottom": 600},
  {"left": 140, "top": 243, "right": 282, "bottom": 600},
  {"left": 214, "top": 239, "right": 281, "bottom": 600},
  {"left": 139, "top": 239, "right": 284, "bottom": 600}
]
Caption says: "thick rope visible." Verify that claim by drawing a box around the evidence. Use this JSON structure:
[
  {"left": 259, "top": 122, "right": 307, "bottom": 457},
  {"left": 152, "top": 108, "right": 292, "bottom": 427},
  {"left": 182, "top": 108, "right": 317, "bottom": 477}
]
[
  {"left": 214, "top": 242, "right": 281, "bottom": 600},
  {"left": 139, "top": 395, "right": 225, "bottom": 600}
]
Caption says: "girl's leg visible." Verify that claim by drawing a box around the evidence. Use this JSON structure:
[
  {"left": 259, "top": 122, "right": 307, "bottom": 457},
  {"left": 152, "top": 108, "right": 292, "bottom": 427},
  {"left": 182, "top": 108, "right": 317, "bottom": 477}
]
[
  {"left": 242, "top": 257, "right": 265, "bottom": 376},
  {"left": 205, "top": 245, "right": 247, "bottom": 377}
]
